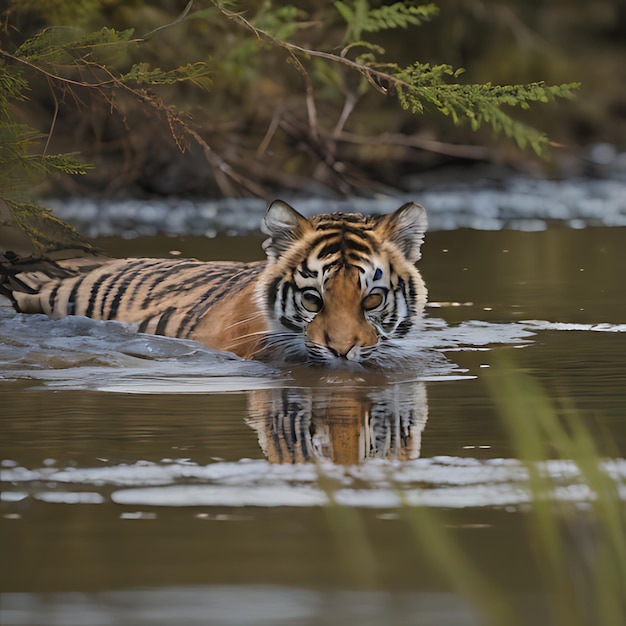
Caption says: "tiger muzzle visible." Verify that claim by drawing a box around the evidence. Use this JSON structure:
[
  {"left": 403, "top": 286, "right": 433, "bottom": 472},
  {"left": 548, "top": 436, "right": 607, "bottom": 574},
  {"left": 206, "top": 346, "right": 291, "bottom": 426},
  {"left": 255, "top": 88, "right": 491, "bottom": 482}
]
[
  {"left": 305, "top": 268, "right": 378, "bottom": 360},
  {"left": 306, "top": 314, "right": 378, "bottom": 359}
]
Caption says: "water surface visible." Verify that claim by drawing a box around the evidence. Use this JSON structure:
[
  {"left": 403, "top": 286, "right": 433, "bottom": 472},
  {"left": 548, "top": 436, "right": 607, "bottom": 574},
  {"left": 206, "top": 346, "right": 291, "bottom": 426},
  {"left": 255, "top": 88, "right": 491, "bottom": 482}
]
[{"left": 1, "top": 192, "right": 625, "bottom": 625}]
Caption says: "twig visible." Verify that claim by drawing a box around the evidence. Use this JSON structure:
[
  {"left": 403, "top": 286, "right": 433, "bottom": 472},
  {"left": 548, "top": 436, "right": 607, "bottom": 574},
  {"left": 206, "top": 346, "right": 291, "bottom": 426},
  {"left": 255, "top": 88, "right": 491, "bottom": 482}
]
[
  {"left": 4, "top": 42, "right": 269, "bottom": 197},
  {"left": 256, "top": 107, "right": 283, "bottom": 159},
  {"left": 185, "top": 126, "right": 268, "bottom": 198},
  {"left": 42, "top": 77, "right": 59, "bottom": 159},
  {"left": 142, "top": 0, "right": 194, "bottom": 39},
  {"left": 335, "top": 130, "right": 495, "bottom": 160},
  {"left": 214, "top": 3, "right": 407, "bottom": 94}
]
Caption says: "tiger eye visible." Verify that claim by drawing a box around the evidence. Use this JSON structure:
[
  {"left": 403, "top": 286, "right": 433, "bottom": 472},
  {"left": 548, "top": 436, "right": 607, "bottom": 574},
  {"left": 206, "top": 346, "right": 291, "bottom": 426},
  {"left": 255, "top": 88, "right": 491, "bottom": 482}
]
[
  {"left": 362, "top": 290, "right": 384, "bottom": 311},
  {"left": 301, "top": 288, "right": 323, "bottom": 312}
]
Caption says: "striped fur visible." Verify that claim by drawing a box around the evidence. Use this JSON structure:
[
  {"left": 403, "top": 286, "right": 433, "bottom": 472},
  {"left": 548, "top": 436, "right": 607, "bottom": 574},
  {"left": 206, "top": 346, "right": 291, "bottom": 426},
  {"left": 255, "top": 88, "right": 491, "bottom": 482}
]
[
  {"left": 2, "top": 200, "right": 428, "bottom": 367},
  {"left": 246, "top": 381, "right": 429, "bottom": 463}
]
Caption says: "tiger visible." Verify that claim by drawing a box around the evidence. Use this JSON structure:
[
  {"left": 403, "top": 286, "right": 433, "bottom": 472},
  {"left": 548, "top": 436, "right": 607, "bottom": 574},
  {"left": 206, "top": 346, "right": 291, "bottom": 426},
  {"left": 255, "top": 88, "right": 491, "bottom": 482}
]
[{"left": 0, "top": 200, "right": 428, "bottom": 367}]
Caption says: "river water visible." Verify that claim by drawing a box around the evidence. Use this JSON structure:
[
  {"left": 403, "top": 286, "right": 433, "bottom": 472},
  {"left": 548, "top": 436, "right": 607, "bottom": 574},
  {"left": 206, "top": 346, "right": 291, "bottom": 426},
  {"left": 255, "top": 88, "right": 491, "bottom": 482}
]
[{"left": 1, "top": 179, "right": 625, "bottom": 625}]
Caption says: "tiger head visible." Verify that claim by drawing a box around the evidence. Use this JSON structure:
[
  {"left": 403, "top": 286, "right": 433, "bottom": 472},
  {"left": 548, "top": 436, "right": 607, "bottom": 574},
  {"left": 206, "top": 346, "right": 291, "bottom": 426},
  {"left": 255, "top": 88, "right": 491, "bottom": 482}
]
[{"left": 257, "top": 200, "right": 428, "bottom": 367}]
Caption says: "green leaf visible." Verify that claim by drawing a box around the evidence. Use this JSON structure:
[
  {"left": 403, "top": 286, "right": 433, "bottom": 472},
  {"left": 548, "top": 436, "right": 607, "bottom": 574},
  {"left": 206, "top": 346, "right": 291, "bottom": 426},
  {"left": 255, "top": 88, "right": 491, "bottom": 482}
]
[{"left": 121, "top": 61, "right": 212, "bottom": 90}]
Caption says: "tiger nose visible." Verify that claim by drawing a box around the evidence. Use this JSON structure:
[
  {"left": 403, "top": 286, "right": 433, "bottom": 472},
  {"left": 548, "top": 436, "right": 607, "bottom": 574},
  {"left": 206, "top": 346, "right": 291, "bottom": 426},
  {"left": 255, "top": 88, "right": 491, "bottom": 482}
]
[
  {"left": 324, "top": 328, "right": 376, "bottom": 359},
  {"left": 326, "top": 337, "right": 358, "bottom": 359}
]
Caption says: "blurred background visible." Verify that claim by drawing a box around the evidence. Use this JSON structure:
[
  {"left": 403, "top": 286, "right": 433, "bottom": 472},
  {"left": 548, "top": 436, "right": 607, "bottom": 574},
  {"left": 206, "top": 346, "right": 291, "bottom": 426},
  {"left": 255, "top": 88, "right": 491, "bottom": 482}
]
[{"left": 3, "top": 0, "right": 626, "bottom": 199}]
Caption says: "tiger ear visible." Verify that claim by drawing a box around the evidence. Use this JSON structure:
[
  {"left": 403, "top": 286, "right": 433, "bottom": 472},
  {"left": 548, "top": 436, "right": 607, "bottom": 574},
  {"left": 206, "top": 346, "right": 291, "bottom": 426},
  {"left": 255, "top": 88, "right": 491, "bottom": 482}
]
[
  {"left": 261, "top": 200, "right": 310, "bottom": 260},
  {"left": 374, "top": 202, "right": 427, "bottom": 263}
]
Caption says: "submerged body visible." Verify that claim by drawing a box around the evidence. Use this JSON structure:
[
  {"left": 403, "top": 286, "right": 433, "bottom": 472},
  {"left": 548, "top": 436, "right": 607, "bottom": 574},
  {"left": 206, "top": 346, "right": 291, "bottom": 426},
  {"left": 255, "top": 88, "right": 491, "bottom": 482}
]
[{"left": 2, "top": 200, "right": 428, "bottom": 367}]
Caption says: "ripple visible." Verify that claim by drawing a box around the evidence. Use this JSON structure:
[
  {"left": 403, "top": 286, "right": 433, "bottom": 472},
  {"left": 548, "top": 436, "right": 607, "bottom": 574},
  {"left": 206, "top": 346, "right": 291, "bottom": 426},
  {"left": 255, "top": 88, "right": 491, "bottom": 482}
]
[
  {"left": 2, "top": 303, "right": 625, "bottom": 391},
  {"left": 3, "top": 457, "right": 624, "bottom": 510}
]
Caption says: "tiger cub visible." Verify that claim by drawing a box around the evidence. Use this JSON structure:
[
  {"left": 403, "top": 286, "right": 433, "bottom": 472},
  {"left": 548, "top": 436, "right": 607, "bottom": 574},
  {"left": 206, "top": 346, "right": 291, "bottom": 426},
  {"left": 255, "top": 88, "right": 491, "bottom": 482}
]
[{"left": 2, "top": 200, "right": 428, "bottom": 367}]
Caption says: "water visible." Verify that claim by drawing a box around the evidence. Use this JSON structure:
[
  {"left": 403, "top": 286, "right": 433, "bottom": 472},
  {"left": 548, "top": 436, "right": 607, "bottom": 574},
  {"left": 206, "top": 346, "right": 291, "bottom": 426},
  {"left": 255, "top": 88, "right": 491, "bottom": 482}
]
[{"left": 1, "top": 189, "right": 625, "bottom": 625}]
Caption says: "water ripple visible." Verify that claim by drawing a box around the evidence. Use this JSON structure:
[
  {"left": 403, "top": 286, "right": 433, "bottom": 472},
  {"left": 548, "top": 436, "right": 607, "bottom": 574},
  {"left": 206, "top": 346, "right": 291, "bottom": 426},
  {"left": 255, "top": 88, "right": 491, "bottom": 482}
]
[{"left": 2, "top": 457, "right": 624, "bottom": 510}]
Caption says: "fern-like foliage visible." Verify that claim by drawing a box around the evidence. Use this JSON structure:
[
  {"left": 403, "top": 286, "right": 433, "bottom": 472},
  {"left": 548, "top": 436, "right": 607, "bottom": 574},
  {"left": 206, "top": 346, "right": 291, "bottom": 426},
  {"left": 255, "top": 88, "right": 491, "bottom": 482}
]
[
  {"left": 392, "top": 63, "right": 580, "bottom": 152},
  {"left": 317, "top": 2, "right": 579, "bottom": 155},
  {"left": 15, "top": 26, "right": 136, "bottom": 66},
  {"left": 0, "top": 15, "right": 213, "bottom": 195},
  {"left": 0, "top": 3, "right": 214, "bottom": 250},
  {"left": 121, "top": 61, "right": 213, "bottom": 90},
  {"left": 335, "top": 0, "right": 439, "bottom": 41},
  {"left": 252, "top": 5, "right": 312, "bottom": 41},
  {"left": 0, "top": 58, "right": 89, "bottom": 199},
  {"left": 0, "top": 51, "right": 94, "bottom": 249},
  {"left": 1, "top": 199, "right": 98, "bottom": 257}
]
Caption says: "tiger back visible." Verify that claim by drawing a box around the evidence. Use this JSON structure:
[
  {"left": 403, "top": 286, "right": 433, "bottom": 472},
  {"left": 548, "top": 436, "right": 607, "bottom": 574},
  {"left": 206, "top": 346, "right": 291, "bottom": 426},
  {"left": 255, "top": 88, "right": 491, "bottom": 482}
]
[{"left": 1, "top": 200, "right": 428, "bottom": 367}]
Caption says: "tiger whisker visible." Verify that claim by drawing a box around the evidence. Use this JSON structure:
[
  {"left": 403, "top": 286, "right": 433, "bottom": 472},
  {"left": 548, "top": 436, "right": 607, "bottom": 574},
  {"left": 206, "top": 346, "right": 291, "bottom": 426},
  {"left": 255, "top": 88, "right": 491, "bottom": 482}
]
[
  {"left": 222, "top": 330, "right": 273, "bottom": 353},
  {"left": 222, "top": 312, "right": 266, "bottom": 332},
  {"left": 226, "top": 328, "right": 272, "bottom": 342}
]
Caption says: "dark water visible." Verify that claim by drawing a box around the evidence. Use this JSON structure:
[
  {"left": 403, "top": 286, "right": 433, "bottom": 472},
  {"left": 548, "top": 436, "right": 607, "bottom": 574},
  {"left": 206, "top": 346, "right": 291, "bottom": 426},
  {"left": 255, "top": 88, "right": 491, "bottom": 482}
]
[{"left": 1, "top": 217, "right": 625, "bottom": 625}]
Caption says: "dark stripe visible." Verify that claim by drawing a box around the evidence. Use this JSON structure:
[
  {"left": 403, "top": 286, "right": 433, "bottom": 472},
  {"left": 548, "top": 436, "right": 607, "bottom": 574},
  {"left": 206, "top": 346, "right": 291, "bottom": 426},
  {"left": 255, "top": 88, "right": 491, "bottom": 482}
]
[
  {"left": 147, "top": 262, "right": 257, "bottom": 311},
  {"left": 48, "top": 284, "right": 60, "bottom": 313},
  {"left": 137, "top": 316, "right": 153, "bottom": 333},
  {"left": 279, "top": 315, "right": 301, "bottom": 332},
  {"left": 395, "top": 318, "right": 413, "bottom": 337},
  {"left": 99, "top": 271, "right": 125, "bottom": 318},
  {"left": 316, "top": 222, "right": 374, "bottom": 245},
  {"left": 266, "top": 276, "right": 282, "bottom": 309},
  {"left": 85, "top": 273, "right": 113, "bottom": 318},
  {"left": 279, "top": 281, "right": 291, "bottom": 313},
  {"left": 140, "top": 264, "right": 183, "bottom": 309},
  {"left": 177, "top": 285, "right": 228, "bottom": 336},
  {"left": 288, "top": 407, "right": 298, "bottom": 453},
  {"left": 146, "top": 262, "right": 216, "bottom": 300},
  {"left": 308, "top": 232, "right": 339, "bottom": 251},
  {"left": 344, "top": 237, "right": 371, "bottom": 253},
  {"left": 180, "top": 265, "right": 262, "bottom": 336},
  {"left": 66, "top": 275, "right": 86, "bottom": 315},
  {"left": 271, "top": 418, "right": 284, "bottom": 464},
  {"left": 318, "top": 242, "right": 341, "bottom": 258},
  {"left": 321, "top": 258, "right": 344, "bottom": 273},
  {"left": 298, "top": 411, "right": 311, "bottom": 461},
  {"left": 406, "top": 275, "right": 418, "bottom": 314},
  {"left": 316, "top": 214, "right": 365, "bottom": 227},
  {"left": 155, "top": 307, "right": 176, "bottom": 335},
  {"left": 398, "top": 276, "right": 409, "bottom": 308},
  {"left": 342, "top": 224, "right": 374, "bottom": 241},
  {"left": 347, "top": 252, "right": 367, "bottom": 264},
  {"left": 107, "top": 260, "right": 157, "bottom": 319},
  {"left": 298, "top": 258, "right": 318, "bottom": 279}
]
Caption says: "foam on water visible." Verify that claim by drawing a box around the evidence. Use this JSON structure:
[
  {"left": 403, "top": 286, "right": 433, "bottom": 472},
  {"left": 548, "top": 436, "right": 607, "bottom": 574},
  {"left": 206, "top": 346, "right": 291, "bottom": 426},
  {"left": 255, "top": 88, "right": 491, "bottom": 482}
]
[{"left": 2, "top": 456, "right": 624, "bottom": 510}]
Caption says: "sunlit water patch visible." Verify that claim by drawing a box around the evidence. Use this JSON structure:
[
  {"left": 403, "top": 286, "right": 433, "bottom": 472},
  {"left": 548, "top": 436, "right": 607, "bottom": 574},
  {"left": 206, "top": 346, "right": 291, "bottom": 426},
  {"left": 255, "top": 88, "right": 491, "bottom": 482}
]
[{"left": 2, "top": 456, "right": 625, "bottom": 510}]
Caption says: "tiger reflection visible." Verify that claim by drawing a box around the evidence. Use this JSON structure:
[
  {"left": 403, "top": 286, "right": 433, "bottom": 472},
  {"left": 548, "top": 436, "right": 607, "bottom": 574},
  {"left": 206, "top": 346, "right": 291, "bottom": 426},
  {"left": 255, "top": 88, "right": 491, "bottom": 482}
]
[{"left": 246, "top": 380, "right": 428, "bottom": 464}]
